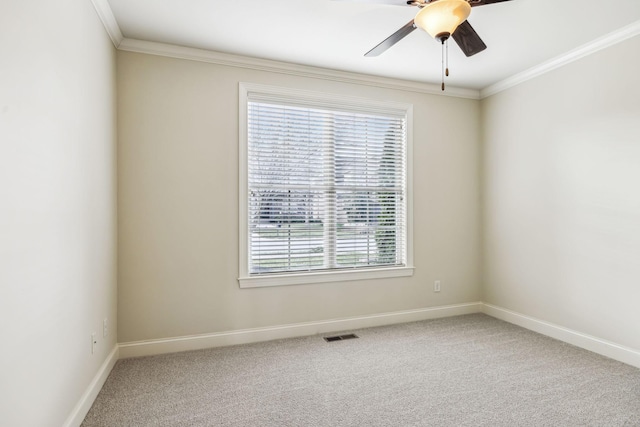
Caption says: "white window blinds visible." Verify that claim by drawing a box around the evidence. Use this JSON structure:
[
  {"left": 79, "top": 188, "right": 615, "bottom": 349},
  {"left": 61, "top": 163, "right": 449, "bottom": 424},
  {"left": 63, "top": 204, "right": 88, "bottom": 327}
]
[{"left": 246, "top": 98, "right": 407, "bottom": 276}]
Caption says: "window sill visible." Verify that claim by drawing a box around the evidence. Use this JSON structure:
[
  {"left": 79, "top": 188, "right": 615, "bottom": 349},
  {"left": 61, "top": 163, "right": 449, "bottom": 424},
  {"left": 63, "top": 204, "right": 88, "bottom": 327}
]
[{"left": 238, "top": 266, "right": 415, "bottom": 288}]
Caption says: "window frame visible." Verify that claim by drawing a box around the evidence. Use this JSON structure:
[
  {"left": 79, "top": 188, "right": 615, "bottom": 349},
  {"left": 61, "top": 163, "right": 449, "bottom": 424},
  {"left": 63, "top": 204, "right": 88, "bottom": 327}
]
[{"left": 238, "top": 82, "right": 414, "bottom": 288}]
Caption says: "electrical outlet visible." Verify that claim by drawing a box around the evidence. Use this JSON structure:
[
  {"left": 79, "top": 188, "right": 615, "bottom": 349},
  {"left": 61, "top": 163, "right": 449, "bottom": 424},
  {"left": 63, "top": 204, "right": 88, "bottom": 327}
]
[
  {"left": 103, "top": 318, "right": 108, "bottom": 338},
  {"left": 91, "top": 332, "right": 97, "bottom": 354},
  {"left": 434, "top": 280, "right": 441, "bottom": 293}
]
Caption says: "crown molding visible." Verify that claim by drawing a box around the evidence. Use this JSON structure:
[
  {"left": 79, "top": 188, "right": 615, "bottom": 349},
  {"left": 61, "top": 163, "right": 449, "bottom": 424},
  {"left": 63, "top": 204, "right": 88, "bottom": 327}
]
[
  {"left": 481, "top": 20, "right": 640, "bottom": 99},
  {"left": 90, "top": 0, "right": 123, "bottom": 48},
  {"left": 117, "top": 38, "right": 480, "bottom": 100},
  {"left": 90, "top": 0, "right": 638, "bottom": 101}
]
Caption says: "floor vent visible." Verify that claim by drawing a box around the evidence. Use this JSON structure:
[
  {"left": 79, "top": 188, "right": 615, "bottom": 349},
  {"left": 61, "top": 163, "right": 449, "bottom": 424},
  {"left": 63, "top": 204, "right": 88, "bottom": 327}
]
[{"left": 323, "top": 333, "right": 359, "bottom": 342}]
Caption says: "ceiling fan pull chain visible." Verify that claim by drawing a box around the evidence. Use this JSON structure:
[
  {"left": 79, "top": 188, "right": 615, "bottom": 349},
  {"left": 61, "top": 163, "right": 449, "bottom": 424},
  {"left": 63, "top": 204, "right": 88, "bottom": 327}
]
[
  {"left": 441, "top": 39, "right": 445, "bottom": 91},
  {"left": 446, "top": 38, "right": 450, "bottom": 77}
]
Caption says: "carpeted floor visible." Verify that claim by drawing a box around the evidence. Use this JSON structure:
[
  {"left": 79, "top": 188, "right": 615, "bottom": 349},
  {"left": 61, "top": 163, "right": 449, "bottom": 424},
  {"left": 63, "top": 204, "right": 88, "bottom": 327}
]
[{"left": 82, "top": 314, "right": 640, "bottom": 426}]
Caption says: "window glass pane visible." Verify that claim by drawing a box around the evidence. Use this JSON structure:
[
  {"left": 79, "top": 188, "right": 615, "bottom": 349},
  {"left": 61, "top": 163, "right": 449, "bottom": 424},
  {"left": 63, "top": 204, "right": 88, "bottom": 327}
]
[
  {"left": 249, "top": 190, "right": 324, "bottom": 273},
  {"left": 246, "top": 97, "right": 406, "bottom": 276}
]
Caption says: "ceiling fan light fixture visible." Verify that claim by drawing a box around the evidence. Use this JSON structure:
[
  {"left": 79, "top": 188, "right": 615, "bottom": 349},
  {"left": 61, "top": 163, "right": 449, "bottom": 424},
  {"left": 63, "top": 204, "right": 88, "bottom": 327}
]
[{"left": 414, "top": 0, "right": 471, "bottom": 42}]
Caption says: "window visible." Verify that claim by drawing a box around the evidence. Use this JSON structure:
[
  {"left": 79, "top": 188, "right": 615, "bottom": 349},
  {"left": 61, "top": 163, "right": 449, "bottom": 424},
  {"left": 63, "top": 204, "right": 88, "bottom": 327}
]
[{"left": 239, "top": 83, "right": 413, "bottom": 287}]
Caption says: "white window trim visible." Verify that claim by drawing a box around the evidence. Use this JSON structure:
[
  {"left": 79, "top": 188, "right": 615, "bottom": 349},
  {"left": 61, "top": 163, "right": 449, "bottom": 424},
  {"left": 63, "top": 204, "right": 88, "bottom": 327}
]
[{"left": 238, "top": 82, "right": 414, "bottom": 288}]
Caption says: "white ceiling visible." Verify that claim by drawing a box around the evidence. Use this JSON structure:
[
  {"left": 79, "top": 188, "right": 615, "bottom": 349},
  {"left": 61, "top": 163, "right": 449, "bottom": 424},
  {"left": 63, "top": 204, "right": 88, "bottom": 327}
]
[{"left": 106, "top": 0, "right": 640, "bottom": 90}]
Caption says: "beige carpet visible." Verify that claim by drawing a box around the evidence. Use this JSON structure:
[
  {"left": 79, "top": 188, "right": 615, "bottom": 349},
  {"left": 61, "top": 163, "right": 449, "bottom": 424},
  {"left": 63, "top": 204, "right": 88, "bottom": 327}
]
[{"left": 82, "top": 314, "right": 640, "bottom": 426}]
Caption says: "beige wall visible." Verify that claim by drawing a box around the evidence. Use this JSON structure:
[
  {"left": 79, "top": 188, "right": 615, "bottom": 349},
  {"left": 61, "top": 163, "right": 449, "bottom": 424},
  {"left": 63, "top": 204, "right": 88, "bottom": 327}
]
[
  {"left": 481, "top": 36, "right": 640, "bottom": 350},
  {"left": 0, "top": 0, "right": 117, "bottom": 426},
  {"left": 117, "top": 51, "right": 482, "bottom": 343},
  {"left": 1, "top": 0, "right": 637, "bottom": 421}
]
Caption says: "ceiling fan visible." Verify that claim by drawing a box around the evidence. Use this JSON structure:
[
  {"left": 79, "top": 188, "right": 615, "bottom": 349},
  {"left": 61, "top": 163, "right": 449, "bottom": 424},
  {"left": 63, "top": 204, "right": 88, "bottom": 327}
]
[
  {"left": 357, "top": 0, "right": 513, "bottom": 89},
  {"left": 364, "top": 0, "right": 512, "bottom": 57}
]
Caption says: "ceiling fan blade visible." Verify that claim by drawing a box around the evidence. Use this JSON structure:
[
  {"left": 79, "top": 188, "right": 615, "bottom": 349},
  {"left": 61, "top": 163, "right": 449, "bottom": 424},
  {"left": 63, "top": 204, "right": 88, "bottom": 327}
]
[
  {"left": 365, "top": 20, "right": 416, "bottom": 57},
  {"left": 452, "top": 20, "right": 487, "bottom": 57},
  {"left": 468, "top": 0, "right": 513, "bottom": 6},
  {"left": 333, "top": 0, "right": 411, "bottom": 5}
]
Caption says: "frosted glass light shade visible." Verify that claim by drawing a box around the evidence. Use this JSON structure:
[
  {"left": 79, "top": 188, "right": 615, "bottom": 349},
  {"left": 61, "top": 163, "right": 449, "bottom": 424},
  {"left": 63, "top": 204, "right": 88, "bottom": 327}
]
[{"left": 414, "top": 0, "right": 471, "bottom": 41}]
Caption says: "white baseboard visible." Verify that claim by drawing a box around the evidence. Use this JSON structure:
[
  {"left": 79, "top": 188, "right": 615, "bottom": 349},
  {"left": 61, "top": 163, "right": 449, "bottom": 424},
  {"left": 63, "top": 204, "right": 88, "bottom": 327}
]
[
  {"left": 67, "top": 301, "right": 639, "bottom": 425},
  {"left": 118, "top": 302, "right": 483, "bottom": 358},
  {"left": 481, "top": 303, "right": 640, "bottom": 369},
  {"left": 63, "top": 344, "right": 119, "bottom": 427}
]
